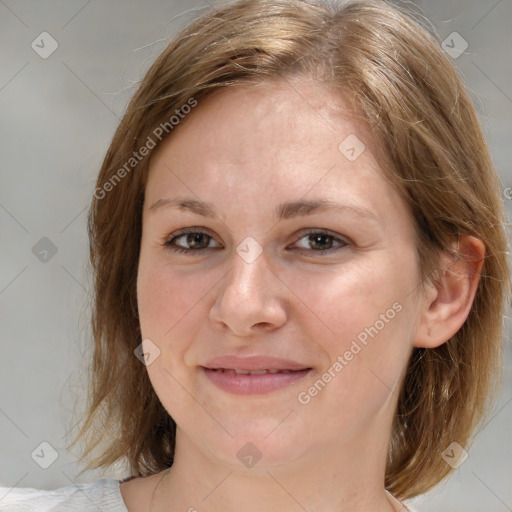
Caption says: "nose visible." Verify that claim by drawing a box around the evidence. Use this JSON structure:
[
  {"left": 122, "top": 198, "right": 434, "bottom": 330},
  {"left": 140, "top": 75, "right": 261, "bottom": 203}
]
[{"left": 209, "top": 247, "right": 287, "bottom": 337}]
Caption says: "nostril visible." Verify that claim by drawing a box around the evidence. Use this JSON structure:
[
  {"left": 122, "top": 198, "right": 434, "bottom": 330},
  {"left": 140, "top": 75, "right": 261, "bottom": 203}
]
[{"left": 255, "top": 322, "right": 272, "bottom": 329}]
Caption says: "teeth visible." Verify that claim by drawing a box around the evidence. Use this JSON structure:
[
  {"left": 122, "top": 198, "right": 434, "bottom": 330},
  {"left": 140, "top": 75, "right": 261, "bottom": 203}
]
[{"left": 214, "top": 368, "right": 296, "bottom": 375}]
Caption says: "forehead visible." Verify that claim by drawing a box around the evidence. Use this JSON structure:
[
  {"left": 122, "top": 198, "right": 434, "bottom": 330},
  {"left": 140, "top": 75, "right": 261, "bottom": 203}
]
[
  {"left": 151, "top": 78, "right": 375, "bottom": 159},
  {"left": 144, "top": 78, "right": 398, "bottom": 218}
]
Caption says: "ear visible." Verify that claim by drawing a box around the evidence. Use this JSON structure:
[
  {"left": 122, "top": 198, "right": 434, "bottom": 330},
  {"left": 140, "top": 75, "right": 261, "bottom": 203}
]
[{"left": 413, "top": 235, "right": 485, "bottom": 349}]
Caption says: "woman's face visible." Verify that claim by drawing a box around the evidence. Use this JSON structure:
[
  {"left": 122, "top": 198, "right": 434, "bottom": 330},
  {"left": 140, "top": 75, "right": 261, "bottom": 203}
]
[{"left": 137, "top": 78, "right": 425, "bottom": 472}]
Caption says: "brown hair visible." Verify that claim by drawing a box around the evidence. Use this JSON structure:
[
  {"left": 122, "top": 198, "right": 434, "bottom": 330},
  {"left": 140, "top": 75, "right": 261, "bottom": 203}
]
[{"left": 69, "top": 0, "right": 511, "bottom": 499}]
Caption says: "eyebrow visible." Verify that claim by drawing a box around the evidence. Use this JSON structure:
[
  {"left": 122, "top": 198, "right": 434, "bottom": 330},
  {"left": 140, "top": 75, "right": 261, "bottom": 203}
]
[{"left": 148, "top": 197, "right": 378, "bottom": 222}]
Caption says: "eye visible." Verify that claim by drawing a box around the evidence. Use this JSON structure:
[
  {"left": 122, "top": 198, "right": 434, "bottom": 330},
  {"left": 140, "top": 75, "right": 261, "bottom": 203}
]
[
  {"left": 164, "top": 228, "right": 221, "bottom": 254},
  {"left": 163, "top": 228, "right": 349, "bottom": 256},
  {"left": 291, "top": 230, "right": 349, "bottom": 254}
]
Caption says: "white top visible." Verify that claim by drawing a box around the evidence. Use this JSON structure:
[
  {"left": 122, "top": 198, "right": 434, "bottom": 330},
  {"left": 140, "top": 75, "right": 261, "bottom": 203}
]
[
  {"left": 0, "top": 479, "right": 417, "bottom": 511},
  {"left": 0, "top": 479, "right": 129, "bottom": 512}
]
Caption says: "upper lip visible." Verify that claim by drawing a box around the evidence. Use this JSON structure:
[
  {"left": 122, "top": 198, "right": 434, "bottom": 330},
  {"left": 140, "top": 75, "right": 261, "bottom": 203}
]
[{"left": 202, "top": 355, "right": 311, "bottom": 371}]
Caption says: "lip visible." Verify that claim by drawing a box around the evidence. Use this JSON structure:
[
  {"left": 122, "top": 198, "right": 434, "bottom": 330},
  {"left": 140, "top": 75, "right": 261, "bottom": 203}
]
[
  {"left": 202, "top": 355, "right": 310, "bottom": 371},
  {"left": 200, "top": 355, "right": 312, "bottom": 395}
]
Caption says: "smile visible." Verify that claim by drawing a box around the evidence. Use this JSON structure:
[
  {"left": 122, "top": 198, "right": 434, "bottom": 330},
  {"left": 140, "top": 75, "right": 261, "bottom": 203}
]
[
  {"left": 201, "top": 366, "right": 312, "bottom": 394},
  {"left": 208, "top": 368, "right": 300, "bottom": 375}
]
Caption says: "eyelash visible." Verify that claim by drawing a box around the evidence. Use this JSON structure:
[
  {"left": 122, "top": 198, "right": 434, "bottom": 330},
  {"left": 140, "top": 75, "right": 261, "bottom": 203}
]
[{"left": 163, "top": 227, "right": 349, "bottom": 256}]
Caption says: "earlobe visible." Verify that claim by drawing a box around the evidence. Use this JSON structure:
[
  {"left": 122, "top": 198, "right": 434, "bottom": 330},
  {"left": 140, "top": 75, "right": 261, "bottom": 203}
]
[{"left": 413, "top": 235, "right": 485, "bottom": 349}]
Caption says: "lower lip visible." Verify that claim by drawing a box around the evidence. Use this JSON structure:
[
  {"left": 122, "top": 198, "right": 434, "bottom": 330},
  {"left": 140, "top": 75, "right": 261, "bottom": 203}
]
[{"left": 201, "top": 367, "right": 312, "bottom": 395}]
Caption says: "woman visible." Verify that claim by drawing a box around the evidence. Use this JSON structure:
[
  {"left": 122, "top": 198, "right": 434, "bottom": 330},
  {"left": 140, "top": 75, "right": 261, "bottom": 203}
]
[{"left": 1, "top": 0, "right": 509, "bottom": 510}]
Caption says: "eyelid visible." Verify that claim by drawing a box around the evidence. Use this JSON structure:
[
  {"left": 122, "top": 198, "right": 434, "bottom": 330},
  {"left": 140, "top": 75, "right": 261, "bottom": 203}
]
[
  {"left": 288, "top": 228, "right": 350, "bottom": 254},
  {"left": 291, "top": 228, "right": 350, "bottom": 245},
  {"left": 165, "top": 227, "right": 222, "bottom": 248},
  {"left": 163, "top": 226, "right": 350, "bottom": 256}
]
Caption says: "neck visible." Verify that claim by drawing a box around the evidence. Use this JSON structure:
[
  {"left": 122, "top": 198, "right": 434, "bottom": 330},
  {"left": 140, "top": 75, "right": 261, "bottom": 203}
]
[{"left": 149, "top": 427, "right": 402, "bottom": 512}]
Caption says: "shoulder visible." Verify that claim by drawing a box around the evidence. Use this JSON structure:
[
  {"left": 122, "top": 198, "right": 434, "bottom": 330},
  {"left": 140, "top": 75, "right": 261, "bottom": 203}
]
[
  {"left": 0, "top": 478, "right": 128, "bottom": 512},
  {"left": 386, "top": 490, "right": 422, "bottom": 512}
]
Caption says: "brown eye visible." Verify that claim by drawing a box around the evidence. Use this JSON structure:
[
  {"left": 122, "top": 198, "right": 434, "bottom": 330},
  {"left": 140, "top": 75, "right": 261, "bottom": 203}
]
[
  {"left": 293, "top": 230, "right": 348, "bottom": 254},
  {"left": 165, "top": 229, "right": 221, "bottom": 253},
  {"left": 308, "top": 233, "right": 334, "bottom": 250},
  {"left": 181, "top": 233, "right": 211, "bottom": 249}
]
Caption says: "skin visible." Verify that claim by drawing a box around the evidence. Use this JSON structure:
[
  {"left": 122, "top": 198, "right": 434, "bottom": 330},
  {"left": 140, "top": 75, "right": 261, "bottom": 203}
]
[{"left": 121, "top": 77, "right": 484, "bottom": 512}]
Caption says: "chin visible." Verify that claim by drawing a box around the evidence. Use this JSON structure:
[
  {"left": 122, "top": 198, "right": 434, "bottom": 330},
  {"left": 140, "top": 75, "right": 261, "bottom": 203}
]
[{"left": 188, "top": 416, "right": 308, "bottom": 472}]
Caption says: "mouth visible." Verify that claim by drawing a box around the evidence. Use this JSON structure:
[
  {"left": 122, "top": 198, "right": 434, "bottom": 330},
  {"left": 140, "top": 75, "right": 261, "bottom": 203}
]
[
  {"left": 200, "top": 366, "right": 312, "bottom": 394},
  {"left": 204, "top": 368, "right": 308, "bottom": 375}
]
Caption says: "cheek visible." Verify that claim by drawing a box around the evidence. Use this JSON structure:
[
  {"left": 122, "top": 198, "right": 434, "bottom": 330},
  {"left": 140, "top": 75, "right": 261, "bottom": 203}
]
[
  {"left": 136, "top": 256, "right": 226, "bottom": 380},
  {"left": 137, "top": 258, "right": 209, "bottom": 339},
  {"left": 136, "top": 259, "right": 210, "bottom": 419},
  {"left": 137, "top": 266, "right": 175, "bottom": 338},
  {"left": 289, "top": 253, "right": 416, "bottom": 407},
  {"left": 287, "top": 253, "right": 414, "bottom": 344}
]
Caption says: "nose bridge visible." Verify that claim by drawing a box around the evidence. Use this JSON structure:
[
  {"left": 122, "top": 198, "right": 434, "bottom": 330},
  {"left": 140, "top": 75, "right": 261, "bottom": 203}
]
[
  {"left": 210, "top": 243, "right": 286, "bottom": 334},
  {"left": 224, "top": 245, "right": 269, "bottom": 301}
]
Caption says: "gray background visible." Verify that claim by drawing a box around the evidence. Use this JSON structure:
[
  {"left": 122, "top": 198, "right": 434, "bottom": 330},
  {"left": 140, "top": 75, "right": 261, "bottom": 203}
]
[{"left": 0, "top": 1, "right": 510, "bottom": 511}]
